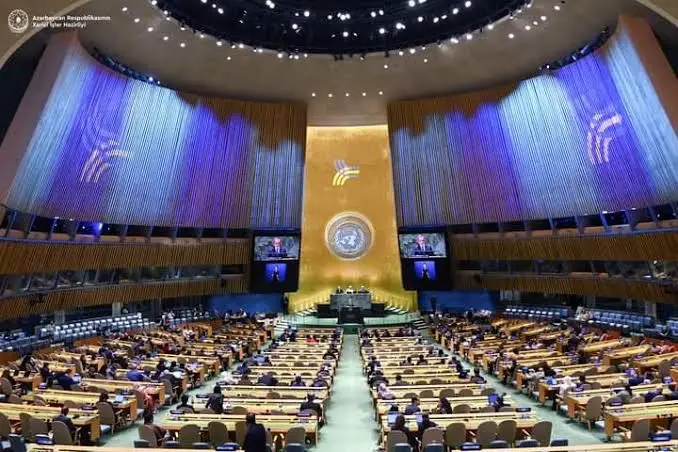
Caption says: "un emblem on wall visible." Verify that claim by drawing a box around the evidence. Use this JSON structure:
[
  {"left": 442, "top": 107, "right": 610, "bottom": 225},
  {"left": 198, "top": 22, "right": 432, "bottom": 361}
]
[{"left": 325, "top": 212, "right": 374, "bottom": 260}]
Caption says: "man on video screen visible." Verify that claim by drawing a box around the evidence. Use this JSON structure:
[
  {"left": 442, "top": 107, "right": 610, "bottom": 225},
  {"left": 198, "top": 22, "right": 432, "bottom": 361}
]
[
  {"left": 411, "top": 234, "right": 434, "bottom": 256},
  {"left": 267, "top": 237, "right": 288, "bottom": 258}
]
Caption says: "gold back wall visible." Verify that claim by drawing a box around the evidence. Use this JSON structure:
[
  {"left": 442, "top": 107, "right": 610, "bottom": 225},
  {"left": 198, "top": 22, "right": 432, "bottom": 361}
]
[{"left": 290, "top": 125, "right": 414, "bottom": 312}]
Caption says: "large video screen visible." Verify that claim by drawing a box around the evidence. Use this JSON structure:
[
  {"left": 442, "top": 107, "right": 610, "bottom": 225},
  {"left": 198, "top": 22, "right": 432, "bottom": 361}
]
[
  {"left": 253, "top": 235, "right": 300, "bottom": 261},
  {"left": 398, "top": 233, "right": 447, "bottom": 258}
]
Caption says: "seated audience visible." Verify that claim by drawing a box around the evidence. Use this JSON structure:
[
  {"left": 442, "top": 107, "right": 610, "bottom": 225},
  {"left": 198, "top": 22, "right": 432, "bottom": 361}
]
[
  {"left": 404, "top": 396, "right": 421, "bottom": 415},
  {"left": 392, "top": 414, "right": 418, "bottom": 450},
  {"left": 177, "top": 394, "right": 195, "bottom": 413},
  {"left": 290, "top": 375, "right": 306, "bottom": 387},
  {"left": 53, "top": 406, "right": 77, "bottom": 441},
  {"left": 206, "top": 385, "right": 224, "bottom": 414},
  {"left": 392, "top": 374, "right": 408, "bottom": 386},
  {"left": 143, "top": 410, "right": 167, "bottom": 444}
]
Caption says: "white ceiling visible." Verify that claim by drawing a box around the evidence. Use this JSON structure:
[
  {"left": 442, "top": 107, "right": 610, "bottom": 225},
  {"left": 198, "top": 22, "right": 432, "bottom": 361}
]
[{"left": 73, "top": 0, "right": 657, "bottom": 125}]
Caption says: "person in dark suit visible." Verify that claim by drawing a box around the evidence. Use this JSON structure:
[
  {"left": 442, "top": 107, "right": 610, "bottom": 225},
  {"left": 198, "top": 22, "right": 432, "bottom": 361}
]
[
  {"left": 243, "top": 413, "right": 268, "bottom": 452},
  {"left": 411, "top": 234, "right": 433, "bottom": 255},
  {"left": 299, "top": 393, "right": 323, "bottom": 425},
  {"left": 56, "top": 369, "right": 77, "bottom": 390},
  {"left": 257, "top": 373, "right": 278, "bottom": 386},
  {"left": 53, "top": 406, "right": 77, "bottom": 440},
  {"left": 392, "top": 414, "right": 418, "bottom": 450},
  {"left": 205, "top": 385, "right": 224, "bottom": 414},
  {"left": 271, "top": 265, "right": 281, "bottom": 283},
  {"left": 404, "top": 397, "right": 421, "bottom": 415},
  {"left": 392, "top": 374, "right": 408, "bottom": 386},
  {"left": 421, "top": 262, "right": 431, "bottom": 280},
  {"left": 267, "top": 237, "right": 287, "bottom": 258}
]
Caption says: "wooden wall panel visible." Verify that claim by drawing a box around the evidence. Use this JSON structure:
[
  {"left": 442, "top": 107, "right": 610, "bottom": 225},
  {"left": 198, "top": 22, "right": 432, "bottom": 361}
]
[
  {"left": 0, "top": 277, "right": 247, "bottom": 321},
  {"left": 451, "top": 231, "right": 678, "bottom": 261},
  {"left": 0, "top": 239, "right": 251, "bottom": 275},
  {"left": 455, "top": 271, "right": 678, "bottom": 303}
]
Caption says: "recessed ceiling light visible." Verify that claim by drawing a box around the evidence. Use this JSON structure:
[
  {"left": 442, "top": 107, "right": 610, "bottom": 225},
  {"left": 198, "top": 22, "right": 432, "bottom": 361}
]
[
  {"left": 292, "top": 23, "right": 298, "bottom": 29},
  {"left": 398, "top": 50, "right": 404, "bottom": 56},
  {"left": 533, "top": 20, "right": 538, "bottom": 26},
  {"left": 311, "top": 92, "right": 316, "bottom": 97},
  {"left": 524, "top": 25, "right": 531, "bottom": 30},
  {"left": 508, "top": 33, "right": 515, "bottom": 39},
  {"left": 134, "top": 18, "right": 140, "bottom": 23},
  {"left": 238, "top": 43, "right": 245, "bottom": 48},
  {"left": 540, "top": 15, "right": 547, "bottom": 21},
  {"left": 277, "top": 52, "right": 284, "bottom": 58},
  {"left": 342, "top": 31, "right": 349, "bottom": 37},
  {"left": 303, "top": 10, "right": 310, "bottom": 17},
  {"left": 378, "top": 91, "right": 383, "bottom": 95},
  {"left": 362, "top": 92, "right": 366, "bottom": 96},
  {"left": 408, "top": 0, "right": 416, "bottom": 6},
  {"left": 487, "top": 23, "right": 494, "bottom": 30},
  {"left": 216, "top": 41, "right": 222, "bottom": 46},
  {"left": 151, "top": 0, "right": 157, "bottom": 5},
  {"left": 466, "top": 33, "right": 473, "bottom": 40},
  {"left": 121, "top": 7, "right": 128, "bottom": 12},
  {"left": 218, "top": 8, "right": 223, "bottom": 14},
  {"left": 450, "top": 37, "right": 459, "bottom": 44},
  {"left": 328, "top": 93, "right": 333, "bottom": 98},
  {"left": 180, "top": 42, "right": 186, "bottom": 47},
  {"left": 379, "top": 27, "right": 386, "bottom": 34},
  {"left": 201, "top": 0, "right": 207, "bottom": 3},
  {"left": 417, "top": 16, "right": 423, "bottom": 22},
  {"left": 345, "top": 93, "right": 350, "bottom": 97},
  {"left": 465, "top": 0, "right": 472, "bottom": 7},
  {"left": 452, "top": 8, "right": 459, "bottom": 15},
  {"left": 383, "top": 64, "right": 389, "bottom": 69},
  {"left": 554, "top": 5, "right": 561, "bottom": 10},
  {"left": 227, "top": 56, "right": 231, "bottom": 60},
  {"left": 163, "top": 36, "right": 169, "bottom": 41},
  {"left": 147, "top": 27, "right": 154, "bottom": 32},
  {"left": 409, "top": 48, "right": 416, "bottom": 54},
  {"left": 424, "top": 58, "right": 428, "bottom": 63}
]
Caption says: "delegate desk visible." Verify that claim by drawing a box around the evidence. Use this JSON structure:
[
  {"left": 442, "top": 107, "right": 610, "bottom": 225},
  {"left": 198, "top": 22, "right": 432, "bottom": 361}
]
[
  {"left": 603, "top": 346, "right": 651, "bottom": 366},
  {"left": 632, "top": 352, "right": 678, "bottom": 373},
  {"left": 218, "top": 384, "right": 329, "bottom": 400},
  {"left": 160, "top": 413, "right": 319, "bottom": 443},
  {"left": 371, "top": 383, "right": 486, "bottom": 399},
  {"left": 564, "top": 384, "right": 666, "bottom": 419},
  {"left": 380, "top": 411, "right": 539, "bottom": 441},
  {"left": 192, "top": 395, "right": 325, "bottom": 415},
  {"left": 0, "top": 403, "right": 101, "bottom": 440},
  {"left": 603, "top": 399, "right": 678, "bottom": 439},
  {"left": 375, "top": 395, "right": 514, "bottom": 416},
  {"left": 29, "top": 389, "right": 139, "bottom": 421},
  {"left": 579, "top": 339, "right": 626, "bottom": 356},
  {"left": 80, "top": 379, "right": 166, "bottom": 406}
]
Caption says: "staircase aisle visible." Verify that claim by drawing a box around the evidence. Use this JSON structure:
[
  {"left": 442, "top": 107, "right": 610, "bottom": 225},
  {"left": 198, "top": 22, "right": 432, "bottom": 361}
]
[{"left": 315, "top": 333, "right": 380, "bottom": 452}]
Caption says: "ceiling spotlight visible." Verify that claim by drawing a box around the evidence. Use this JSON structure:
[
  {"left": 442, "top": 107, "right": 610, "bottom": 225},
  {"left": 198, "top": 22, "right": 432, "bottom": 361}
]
[
  {"left": 408, "top": 0, "right": 416, "bottom": 6},
  {"left": 199, "top": 33, "right": 205, "bottom": 38},
  {"left": 441, "top": 14, "right": 447, "bottom": 19},
  {"left": 345, "top": 93, "right": 350, "bottom": 97},
  {"left": 217, "top": 40, "right": 222, "bottom": 46},
  {"left": 201, "top": 0, "right": 207, "bottom": 2},
  {"left": 303, "top": 10, "right": 310, "bottom": 17},
  {"left": 342, "top": 31, "right": 349, "bottom": 37},
  {"left": 417, "top": 16, "right": 423, "bottom": 22},
  {"left": 362, "top": 92, "right": 367, "bottom": 96},
  {"left": 541, "top": 15, "right": 547, "bottom": 21},
  {"left": 378, "top": 91, "right": 383, "bottom": 95},
  {"left": 238, "top": 43, "right": 245, "bottom": 48},
  {"left": 383, "top": 64, "right": 389, "bottom": 69},
  {"left": 328, "top": 93, "right": 333, "bottom": 98},
  {"left": 134, "top": 17, "right": 140, "bottom": 23},
  {"left": 147, "top": 27, "right": 153, "bottom": 32},
  {"left": 395, "top": 22, "right": 405, "bottom": 30},
  {"left": 465, "top": 0, "right": 472, "bottom": 7},
  {"left": 452, "top": 8, "right": 459, "bottom": 15},
  {"left": 409, "top": 48, "right": 416, "bottom": 54},
  {"left": 227, "top": 56, "right": 231, "bottom": 60},
  {"left": 293, "top": 54, "right": 299, "bottom": 59},
  {"left": 554, "top": 5, "right": 561, "bottom": 10},
  {"left": 466, "top": 33, "right": 473, "bottom": 40},
  {"left": 327, "top": 14, "right": 333, "bottom": 19},
  {"left": 277, "top": 52, "right": 284, "bottom": 58},
  {"left": 508, "top": 33, "right": 514, "bottom": 39},
  {"left": 533, "top": 20, "right": 538, "bottom": 25},
  {"left": 304, "top": 53, "right": 308, "bottom": 58},
  {"left": 292, "top": 23, "right": 298, "bottom": 29},
  {"left": 371, "top": 11, "right": 377, "bottom": 17},
  {"left": 433, "top": 17, "right": 439, "bottom": 23},
  {"left": 180, "top": 42, "right": 186, "bottom": 47},
  {"left": 311, "top": 92, "right": 316, "bottom": 97},
  {"left": 218, "top": 8, "right": 223, "bottom": 14},
  {"left": 121, "top": 7, "right": 128, "bottom": 12},
  {"left": 151, "top": 0, "right": 157, "bottom": 5},
  {"left": 487, "top": 23, "right": 494, "bottom": 30},
  {"left": 424, "top": 58, "right": 428, "bottom": 63},
  {"left": 450, "top": 37, "right": 459, "bottom": 43},
  {"left": 179, "top": 25, "right": 186, "bottom": 30},
  {"left": 379, "top": 9, "right": 384, "bottom": 15},
  {"left": 398, "top": 50, "right": 404, "bottom": 56},
  {"left": 524, "top": 25, "right": 531, "bottom": 30},
  {"left": 379, "top": 27, "right": 386, "bottom": 34},
  {"left": 163, "top": 36, "right": 169, "bottom": 41},
  {"left": 148, "top": 76, "right": 154, "bottom": 82}
]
